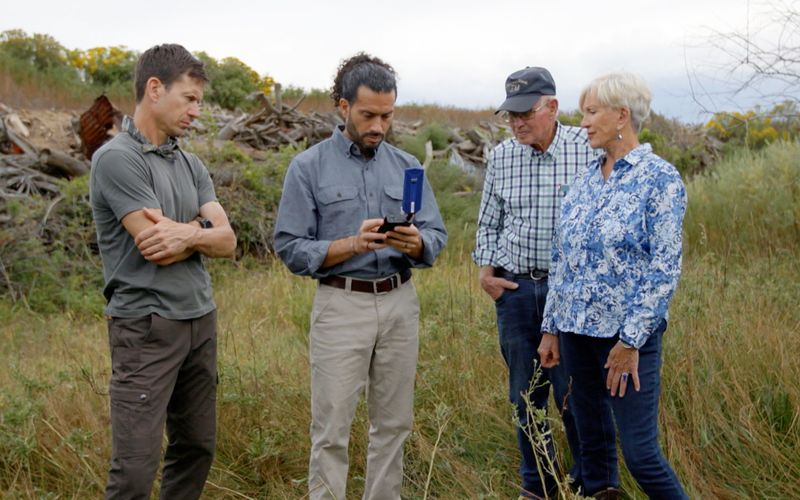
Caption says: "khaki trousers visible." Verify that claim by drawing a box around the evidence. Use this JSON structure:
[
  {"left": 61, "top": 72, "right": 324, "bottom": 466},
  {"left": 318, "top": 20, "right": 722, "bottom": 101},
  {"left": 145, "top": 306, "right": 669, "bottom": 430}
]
[{"left": 308, "top": 277, "right": 419, "bottom": 500}]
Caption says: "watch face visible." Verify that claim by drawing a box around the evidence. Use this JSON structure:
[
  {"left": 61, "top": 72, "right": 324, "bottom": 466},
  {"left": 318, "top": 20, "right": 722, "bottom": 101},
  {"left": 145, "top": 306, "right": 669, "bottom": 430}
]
[{"left": 198, "top": 218, "right": 213, "bottom": 229}]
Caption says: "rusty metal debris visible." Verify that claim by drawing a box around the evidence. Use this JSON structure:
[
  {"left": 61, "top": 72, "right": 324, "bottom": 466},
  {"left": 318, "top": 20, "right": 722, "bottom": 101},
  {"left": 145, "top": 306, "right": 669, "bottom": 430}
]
[{"left": 78, "top": 95, "right": 122, "bottom": 160}]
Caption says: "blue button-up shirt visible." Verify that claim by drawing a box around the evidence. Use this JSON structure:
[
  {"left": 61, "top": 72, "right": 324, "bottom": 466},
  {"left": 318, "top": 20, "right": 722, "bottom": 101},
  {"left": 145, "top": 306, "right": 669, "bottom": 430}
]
[
  {"left": 541, "top": 144, "right": 687, "bottom": 348},
  {"left": 472, "top": 122, "right": 599, "bottom": 272},
  {"left": 274, "top": 126, "right": 447, "bottom": 280}
]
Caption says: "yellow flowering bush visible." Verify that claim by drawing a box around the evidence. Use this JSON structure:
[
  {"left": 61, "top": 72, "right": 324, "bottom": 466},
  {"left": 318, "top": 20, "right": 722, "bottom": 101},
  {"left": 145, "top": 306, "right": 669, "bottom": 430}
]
[
  {"left": 70, "top": 46, "right": 137, "bottom": 87},
  {"left": 705, "top": 102, "right": 799, "bottom": 149}
]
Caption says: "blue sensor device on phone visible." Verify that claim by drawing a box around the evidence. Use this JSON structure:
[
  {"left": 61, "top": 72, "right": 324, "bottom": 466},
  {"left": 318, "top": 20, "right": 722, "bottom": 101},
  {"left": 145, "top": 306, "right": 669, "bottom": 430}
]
[
  {"left": 402, "top": 167, "right": 424, "bottom": 215},
  {"left": 377, "top": 167, "right": 425, "bottom": 233}
]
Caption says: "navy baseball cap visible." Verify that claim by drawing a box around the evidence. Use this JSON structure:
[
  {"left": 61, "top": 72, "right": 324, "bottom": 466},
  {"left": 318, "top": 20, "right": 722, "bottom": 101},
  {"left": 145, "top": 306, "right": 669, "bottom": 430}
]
[{"left": 496, "top": 67, "right": 556, "bottom": 113}]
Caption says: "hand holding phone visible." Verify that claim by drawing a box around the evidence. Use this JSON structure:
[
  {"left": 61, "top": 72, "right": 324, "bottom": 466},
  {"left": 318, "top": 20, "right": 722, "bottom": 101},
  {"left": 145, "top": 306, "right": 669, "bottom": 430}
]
[{"left": 377, "top": 214, "right": 412, "bottom": 233}]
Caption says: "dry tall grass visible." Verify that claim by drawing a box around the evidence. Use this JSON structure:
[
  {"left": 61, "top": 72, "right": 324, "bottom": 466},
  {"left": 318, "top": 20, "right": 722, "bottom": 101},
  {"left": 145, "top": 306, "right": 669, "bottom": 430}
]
[
  {"left": 0, "top": 68, "right": 135, "bottom": 112},
  {"left": 1, "top": 142, "right": 798, "bottom": 498},
  {"left": 289, "top": 92, "right": 498, "bottom": 131}
]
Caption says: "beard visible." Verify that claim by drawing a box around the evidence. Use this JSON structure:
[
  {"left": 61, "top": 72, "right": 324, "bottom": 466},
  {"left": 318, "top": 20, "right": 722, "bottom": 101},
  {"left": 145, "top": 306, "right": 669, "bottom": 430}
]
[{"left": 345, "top": 119, "right": 385, "bottom": 159}]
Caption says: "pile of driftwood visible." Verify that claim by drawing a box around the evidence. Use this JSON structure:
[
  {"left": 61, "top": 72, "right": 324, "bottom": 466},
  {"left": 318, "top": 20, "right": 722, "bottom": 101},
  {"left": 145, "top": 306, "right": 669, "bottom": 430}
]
[
  {"left": 204, "top": 87, "right": 343, "bottom": 150},
  {"left": 201, "top": 88, "right": 507, "bottom": 174},
  {"left": 431, "top": 121, "right": 507, "bottom": 174},
  {"left": 1, "top": 91, "right": 506, "bottom": 221},
  {"left": 0, "top": 106, "right": 89, "bottom": 219}
]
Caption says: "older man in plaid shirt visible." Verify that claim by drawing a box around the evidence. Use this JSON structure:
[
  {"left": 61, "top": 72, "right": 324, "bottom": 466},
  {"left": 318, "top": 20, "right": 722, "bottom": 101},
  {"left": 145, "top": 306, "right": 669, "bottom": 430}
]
[{"left": 473, "top": 66, "right": 608, "bottom": 499}]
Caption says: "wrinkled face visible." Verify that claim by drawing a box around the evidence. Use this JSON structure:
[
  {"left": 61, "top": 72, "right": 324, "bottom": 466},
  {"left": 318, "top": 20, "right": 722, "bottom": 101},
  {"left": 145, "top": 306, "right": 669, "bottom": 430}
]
[
  {"left": 340, "top": 86, "right": 395, "bottom": 156},
  {"left": 580, "top": 91, "right": 622, "bottom": 150},
  {"left": 508, "top": 97, "right": 558, "bottom": 151},
  {"left": 152, "top": 73, "right": 204, "bottom": 140}
]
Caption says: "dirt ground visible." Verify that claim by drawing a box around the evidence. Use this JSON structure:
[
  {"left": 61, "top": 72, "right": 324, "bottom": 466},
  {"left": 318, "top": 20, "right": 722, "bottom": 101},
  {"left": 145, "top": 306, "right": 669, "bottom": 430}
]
[{"left": 11, "top": 108, "right": 82, "bottom": 154}]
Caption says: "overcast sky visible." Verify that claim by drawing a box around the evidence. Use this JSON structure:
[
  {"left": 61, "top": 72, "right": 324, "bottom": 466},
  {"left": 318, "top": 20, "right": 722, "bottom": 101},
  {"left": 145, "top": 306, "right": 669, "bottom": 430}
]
[{"left": 3, "top": 0, "right": 795, "bottom": 123}]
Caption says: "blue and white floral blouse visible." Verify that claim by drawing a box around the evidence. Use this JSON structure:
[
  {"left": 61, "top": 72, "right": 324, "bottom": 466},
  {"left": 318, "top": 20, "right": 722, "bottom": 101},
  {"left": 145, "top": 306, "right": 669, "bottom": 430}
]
[{"left": 541, "top": 143, "right": 687, "bottom": 348}]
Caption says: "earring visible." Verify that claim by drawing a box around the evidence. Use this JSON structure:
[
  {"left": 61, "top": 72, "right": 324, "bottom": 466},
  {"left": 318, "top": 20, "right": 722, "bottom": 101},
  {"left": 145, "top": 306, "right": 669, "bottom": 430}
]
[{"left": 616, "top": 131, "right": 623, "bottom": 141}]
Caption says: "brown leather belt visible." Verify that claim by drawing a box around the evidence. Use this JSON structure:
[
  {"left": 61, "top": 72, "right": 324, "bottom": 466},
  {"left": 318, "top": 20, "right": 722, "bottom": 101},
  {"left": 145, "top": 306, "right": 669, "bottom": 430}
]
[{"left": 320, "top": 268, "right": 412, "bottom": 294}]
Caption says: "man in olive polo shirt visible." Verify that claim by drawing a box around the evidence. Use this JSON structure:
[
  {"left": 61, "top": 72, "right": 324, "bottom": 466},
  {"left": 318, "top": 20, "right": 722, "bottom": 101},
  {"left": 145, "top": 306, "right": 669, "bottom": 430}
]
[
  {"left": 274, "top": 53, "right": 447, "bottom": 500},
  {"left": 90, "top": 44, "right": 236, "bottom": 499}
]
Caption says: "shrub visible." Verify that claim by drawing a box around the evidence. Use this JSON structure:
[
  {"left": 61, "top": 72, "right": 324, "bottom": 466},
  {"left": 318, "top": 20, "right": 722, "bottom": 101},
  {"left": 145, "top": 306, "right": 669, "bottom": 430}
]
[
  {"left": 705, "top": 101, "right": 800, "bottom": 150},
  {"left": 71, "top": 46, "right": 137, "bottom": 89},
  {"left": 397, "top": 122, "right": 452, "bottom": 163},
  {"left": 187, "top": 140, "right": 301, "bottom": 257},
  {"left": 683, "top": 140, "right": 800, "bottom": 261},
  {"left": 0, "top": 29, "right": 74, "bottom": 72},
  {"left": 0, "top": 175, "right": 104, "bottom": 314},
  {"left": 195, "top": 52, "right": 273, "bottom": 110}
]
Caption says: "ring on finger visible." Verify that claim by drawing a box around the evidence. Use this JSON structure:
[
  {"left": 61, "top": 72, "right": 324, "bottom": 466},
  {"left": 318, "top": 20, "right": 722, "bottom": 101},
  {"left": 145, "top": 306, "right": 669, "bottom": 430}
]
[{"left": 621, "top": 372, "right": 629, "bottom": 382}]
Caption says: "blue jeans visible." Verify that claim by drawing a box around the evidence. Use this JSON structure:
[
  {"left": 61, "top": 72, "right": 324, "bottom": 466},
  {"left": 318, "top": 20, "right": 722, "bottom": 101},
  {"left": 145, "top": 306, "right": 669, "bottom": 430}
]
[
  {"left": 560, "top": 321, "right": 688, "bottom": 499},
  {"left": 495, "top": 278, "right": 583, "bottom": 497}
]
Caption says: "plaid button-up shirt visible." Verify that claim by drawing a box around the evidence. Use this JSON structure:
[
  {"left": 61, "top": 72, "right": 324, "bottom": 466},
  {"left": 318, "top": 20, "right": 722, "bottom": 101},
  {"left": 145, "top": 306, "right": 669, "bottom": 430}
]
[{"left": 472, "top": 122, "right": 598, "bottom": 272}]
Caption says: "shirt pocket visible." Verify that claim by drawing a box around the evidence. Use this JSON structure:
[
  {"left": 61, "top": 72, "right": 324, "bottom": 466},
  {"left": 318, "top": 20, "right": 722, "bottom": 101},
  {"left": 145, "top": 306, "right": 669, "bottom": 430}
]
[
  {"left": 381, "top": 185, "right": 404, "bottom": 216},
  {"left": 317, "top": 185, "right": 362, "bottom": 234}
]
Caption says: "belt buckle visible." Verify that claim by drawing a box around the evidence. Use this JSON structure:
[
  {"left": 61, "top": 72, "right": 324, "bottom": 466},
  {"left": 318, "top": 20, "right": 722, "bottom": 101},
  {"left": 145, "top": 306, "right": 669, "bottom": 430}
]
[
  {"left": 530, "top": 269, "right": 547, "bottom": 281},
  {"left": 372, "top": 276, "right": 390, "bottom": 295},
  {"left": 377, "top": 273, "right": 401, "bottom": 294}
]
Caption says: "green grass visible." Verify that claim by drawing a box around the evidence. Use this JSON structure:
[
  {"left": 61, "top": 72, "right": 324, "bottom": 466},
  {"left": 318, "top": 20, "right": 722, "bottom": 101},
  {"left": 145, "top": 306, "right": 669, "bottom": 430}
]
[{"left": 1, "top": 141, "right": 798, "bottom": 498}]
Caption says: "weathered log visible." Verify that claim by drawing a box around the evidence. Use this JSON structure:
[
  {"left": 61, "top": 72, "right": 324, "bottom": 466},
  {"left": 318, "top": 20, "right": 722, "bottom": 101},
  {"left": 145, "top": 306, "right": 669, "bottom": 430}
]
[
  {"left": 422, "top": 140, "right": 433, "bottom": 169},
  {"left": 3, "top": 127, "right": 37, "bottom": 156},
  {"left": 39, "top": 148, "right": 89, "bottom": 178},
  {"left": 217, "top": 119, "right": 242, "bottom": 141},
  {"left": 273, "top": 83, "right": 283, "bottom": 114},
  {"left": 276, "top": 131, "right": 298, "bottom": 147},
  {"left": 4, "top": 114, "right": 30, "bottom": 138},
  {"left": 456, "top": 140, "right": 477, "bottom": 152},
  {"left": 448, "top": 128, "right": 466, "bottom": 143},
  {"left": 466, "top": 129, "right": 488, "bottom": 146}
]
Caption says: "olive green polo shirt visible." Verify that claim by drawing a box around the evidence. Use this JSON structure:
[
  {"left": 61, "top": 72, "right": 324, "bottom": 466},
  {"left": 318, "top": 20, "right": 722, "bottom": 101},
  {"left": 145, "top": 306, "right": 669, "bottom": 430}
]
[{"left": 90, "top": 118, "right": 217, "bottom": 319}]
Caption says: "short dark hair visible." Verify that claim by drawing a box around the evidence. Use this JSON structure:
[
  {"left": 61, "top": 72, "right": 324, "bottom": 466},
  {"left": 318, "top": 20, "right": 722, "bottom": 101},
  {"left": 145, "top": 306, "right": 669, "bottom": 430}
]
[
  {"left": 134, "top": 44, "right": 208, "bottom": 103},
  {"left": 330, "top": 52, "right": 396, "bottom": 107}
]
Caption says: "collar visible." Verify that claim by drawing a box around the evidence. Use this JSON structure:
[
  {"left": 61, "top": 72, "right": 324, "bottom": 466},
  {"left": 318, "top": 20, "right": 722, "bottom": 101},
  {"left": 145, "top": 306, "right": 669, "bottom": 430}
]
[
  {"left": 513, "top": 120, "right": 566, "bottom": 160},
  {"left": 540, "top": 121, "right": 566, "bottom": 159},
  {"left": 597, "top": 143, "right": 653, "bottom": 171},
  {"left": 332, "top": 125, "right": 381, "bottom": 160},
  {"left": 621, "top": 143, "right": 653, "bottom": 166},
  {"left": 122, "top": 115, "right": 180, "bottom": 160}
]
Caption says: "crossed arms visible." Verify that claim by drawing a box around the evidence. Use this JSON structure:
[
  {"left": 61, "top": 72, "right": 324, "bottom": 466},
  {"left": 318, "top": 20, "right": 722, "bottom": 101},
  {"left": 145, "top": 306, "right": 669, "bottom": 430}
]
[{"left": 121, "top": 202, "right": 236, "bottom": 266}]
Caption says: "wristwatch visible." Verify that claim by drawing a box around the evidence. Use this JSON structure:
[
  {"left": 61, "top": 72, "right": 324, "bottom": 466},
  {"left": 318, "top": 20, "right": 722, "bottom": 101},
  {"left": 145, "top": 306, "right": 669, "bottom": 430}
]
[
  {"left": 195, "top": 217, "right": 213, "bottom": 229},
  {"left": 620, "top": 340, "right": 637, "bottom": 350}
]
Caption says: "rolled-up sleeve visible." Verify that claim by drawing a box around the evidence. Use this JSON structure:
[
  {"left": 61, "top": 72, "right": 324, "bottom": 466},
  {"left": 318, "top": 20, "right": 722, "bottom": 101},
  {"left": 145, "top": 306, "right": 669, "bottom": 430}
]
[
  {"left": 273, "top": 159, "right": 331, "bottom": 276},
  {"left": 407, "top": 174, "right": 448, "bottom": 267}
]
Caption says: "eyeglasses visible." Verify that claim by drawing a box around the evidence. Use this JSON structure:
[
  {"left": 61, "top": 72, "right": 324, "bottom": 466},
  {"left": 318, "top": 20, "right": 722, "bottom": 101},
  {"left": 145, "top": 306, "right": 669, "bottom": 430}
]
[{"left": 502, "top": 101, "right": 549, "bottom": 123}]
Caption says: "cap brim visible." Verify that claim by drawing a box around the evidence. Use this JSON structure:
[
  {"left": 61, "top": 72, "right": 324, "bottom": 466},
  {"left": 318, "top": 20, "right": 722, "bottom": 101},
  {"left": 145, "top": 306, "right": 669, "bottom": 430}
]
[{"left": 495, "top": 93, "right": 543, "bottom": 114}]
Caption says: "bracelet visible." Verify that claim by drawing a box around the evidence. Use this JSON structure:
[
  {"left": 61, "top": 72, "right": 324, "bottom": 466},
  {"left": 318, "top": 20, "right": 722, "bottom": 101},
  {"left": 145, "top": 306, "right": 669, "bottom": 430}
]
[{"left": 350, "top": 236, "right": 358, "bottom": 255}]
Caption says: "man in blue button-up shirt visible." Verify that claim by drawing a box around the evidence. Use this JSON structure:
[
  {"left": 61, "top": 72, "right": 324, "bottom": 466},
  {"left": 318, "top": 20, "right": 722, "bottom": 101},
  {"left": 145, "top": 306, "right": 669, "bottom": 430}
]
[{"left": 274, "top": 53, "right": 446, "bottom": 500}]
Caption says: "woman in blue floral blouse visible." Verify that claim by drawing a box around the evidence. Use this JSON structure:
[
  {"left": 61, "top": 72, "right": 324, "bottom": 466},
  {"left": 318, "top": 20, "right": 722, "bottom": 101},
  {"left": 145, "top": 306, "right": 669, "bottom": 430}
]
[{"left": 537, "top": 72, "right": 688, "bottom": 499}]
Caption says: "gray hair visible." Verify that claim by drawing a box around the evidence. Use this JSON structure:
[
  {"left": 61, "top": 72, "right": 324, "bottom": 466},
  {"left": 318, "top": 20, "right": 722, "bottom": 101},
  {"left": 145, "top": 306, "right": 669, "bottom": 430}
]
[
  {"left": 579, "top": 72, "right": 651, "bottom": 131},
  {"left": 536, "top": 95, "right": 557, "bottom": 109}
]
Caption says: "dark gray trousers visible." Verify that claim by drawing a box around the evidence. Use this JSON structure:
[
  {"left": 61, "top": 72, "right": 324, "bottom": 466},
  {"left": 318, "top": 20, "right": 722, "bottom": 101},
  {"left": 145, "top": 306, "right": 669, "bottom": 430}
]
[{"left": 104, "top": 310, "right": 217, "bottom": 500}]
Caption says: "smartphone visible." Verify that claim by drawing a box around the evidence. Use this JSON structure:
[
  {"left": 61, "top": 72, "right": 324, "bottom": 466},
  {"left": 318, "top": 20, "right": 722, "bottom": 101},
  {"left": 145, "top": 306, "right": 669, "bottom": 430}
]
[{"left": 377, "top": 215, "right": 412, "bottom": 233}]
